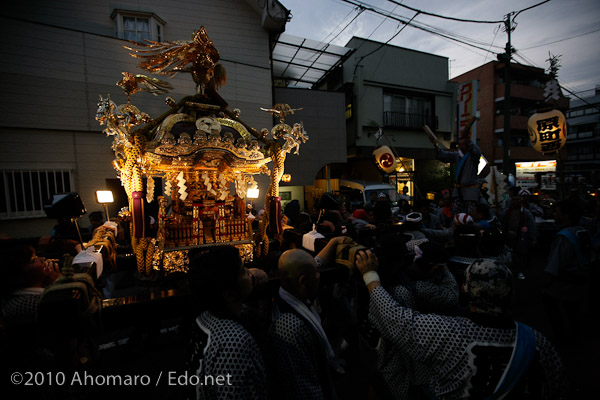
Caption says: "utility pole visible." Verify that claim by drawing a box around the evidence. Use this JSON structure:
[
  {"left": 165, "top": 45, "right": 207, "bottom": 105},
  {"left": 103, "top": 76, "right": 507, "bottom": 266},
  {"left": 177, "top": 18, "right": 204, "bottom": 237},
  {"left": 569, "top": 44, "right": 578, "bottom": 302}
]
[{"left": 501, "top": 12, "right": 514, "bottom": 176}]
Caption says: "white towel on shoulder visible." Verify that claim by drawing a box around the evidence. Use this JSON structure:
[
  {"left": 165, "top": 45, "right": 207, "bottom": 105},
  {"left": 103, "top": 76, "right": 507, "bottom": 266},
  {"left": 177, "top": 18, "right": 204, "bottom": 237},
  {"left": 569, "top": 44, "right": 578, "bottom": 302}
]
[{"left": 302, "top": 224, "right": 324, "bottom": 252}]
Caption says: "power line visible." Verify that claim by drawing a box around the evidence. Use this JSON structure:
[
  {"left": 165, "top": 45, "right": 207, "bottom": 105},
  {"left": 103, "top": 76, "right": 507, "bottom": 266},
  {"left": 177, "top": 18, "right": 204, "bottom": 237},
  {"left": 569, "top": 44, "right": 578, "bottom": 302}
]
[
  {"left": 365, "top": 3, "right": 399, "bottom": 40},
  {"left": 322, "top": 6, "right": 364, "bottom": 44},
  {"left": 483, "top": 25, "right": 502, "bottom": 65},
  {"left": 511, "top": 52, "right": 599, "bottom": 111},
  {"left": 401, "top": 13, "right": 505, "bottom": 49},
  {"left": 369, "top": 12, "right": 421, "bottom": 77},
  {"left": 561, "top": 85, "right": 600, "bottom": 111},
  {"left": 354, "top": 11, "right": 420, "bottom": 74},
  {"left": 386, "top": 0, "right": 504, "bottom": 24},
  {"left": 339, "top": 0, "right": 502, "bottom": 55},
  {"left": 344, "top": 0, "right": 504, "bottom": 50},
  {"left": 348, "top": 3, "right": 400, "bottom": 63},
  {"left": 513, "top": 0, "right": 551, "bottom": 19},
  {"left": 520, "top": 27, "right": 600, "bottom": 50}
]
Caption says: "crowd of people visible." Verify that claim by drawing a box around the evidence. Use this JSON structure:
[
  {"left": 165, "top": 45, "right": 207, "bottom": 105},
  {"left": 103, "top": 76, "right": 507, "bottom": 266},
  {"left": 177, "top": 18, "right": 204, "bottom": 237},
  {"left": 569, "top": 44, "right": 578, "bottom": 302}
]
[
  {"left": 176, "top": 178, "right": 596, "bottom": 399},
  {"left": 1, "top": 173, "right": 598, "bottom": 399}
]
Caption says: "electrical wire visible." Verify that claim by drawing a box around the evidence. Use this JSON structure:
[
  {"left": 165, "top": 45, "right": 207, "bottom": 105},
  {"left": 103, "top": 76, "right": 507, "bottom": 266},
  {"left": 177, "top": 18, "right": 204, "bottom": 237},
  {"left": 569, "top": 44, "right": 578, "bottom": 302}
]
[
  {"left": 561, "top": 85, "right": 600, "bottom": 110},
  {"left": 350, "top": 0, "right": 504, "bottom": 49},
  {"left": 511, "top": 52, "right": 599, "bottom": 110},
  {"left": 367, "top": 12, "right": 420, "bottom": 77},
  {"left": 513, "top": 0, "right": 551, "bottom": 19},
  {"left": 301, "top": 7, "right": 363, "bottom": 64},
  {"left": 354, "top": 11, "right": 420, "bottom": 74},
  {"left": 339, "top": 0, "right": 503, "bottom": 55},
  {"left": 365, "top": 3, "right": 399, "bottom": 41},
  {"left": 483, "top": 25, "right": 502, "bottom": 65},
  {"left": 333, "top": 0, "right": 504, "bottom": 50},
  {"left": 321, "top": 6, "right": 362, "bottom": 44},
  {"left": 520, "top": 27, "right": 600, "bottom": 50},
  {"left": 342, "top": 0, "right": 504, "bottom": 54},
  {"left": 386, "top": 0, "right": 504, "bottom": 24}
]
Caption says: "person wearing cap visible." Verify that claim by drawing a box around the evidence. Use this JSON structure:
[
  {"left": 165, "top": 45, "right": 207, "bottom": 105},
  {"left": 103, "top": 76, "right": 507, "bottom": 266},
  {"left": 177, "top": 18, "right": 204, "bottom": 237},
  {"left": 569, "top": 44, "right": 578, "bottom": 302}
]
[
  {"left": 349, "top": 208, "right": 375, "bottom": 230},
  {"left": 502, "top": 187, "right": 537, "bottom": 280},
  {"left": 355, "top": 251, "right": 566, "bottom": 399},
  {"left": 432, "top": 135, "right": 481, "bottom": 217},
  {"left": 398, "top": 212, "right": 430, "bottom": 253}
]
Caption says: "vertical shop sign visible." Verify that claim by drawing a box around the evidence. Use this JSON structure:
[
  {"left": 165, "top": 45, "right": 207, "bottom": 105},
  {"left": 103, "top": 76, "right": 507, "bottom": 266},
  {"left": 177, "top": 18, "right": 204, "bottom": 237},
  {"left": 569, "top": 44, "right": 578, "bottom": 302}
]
[{"left": 457, "top": 81, "right": 477, "bottom": 141}]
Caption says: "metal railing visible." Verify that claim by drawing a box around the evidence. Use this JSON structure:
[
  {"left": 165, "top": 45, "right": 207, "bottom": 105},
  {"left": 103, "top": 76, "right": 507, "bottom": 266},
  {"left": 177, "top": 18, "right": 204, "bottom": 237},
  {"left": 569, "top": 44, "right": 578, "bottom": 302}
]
[{"left": 383, "top": 112, "right": 435, "bottom": 129}]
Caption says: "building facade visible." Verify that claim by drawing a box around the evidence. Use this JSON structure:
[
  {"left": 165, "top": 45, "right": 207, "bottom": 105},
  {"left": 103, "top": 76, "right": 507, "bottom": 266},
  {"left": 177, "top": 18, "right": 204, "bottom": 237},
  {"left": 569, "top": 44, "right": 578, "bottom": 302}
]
[
  {"left": 564, "top": 87, "right": 600, "bottom": 189},
  {"left": 318, "top": 37, "right": 457, "bottom": 199},
  {"left": 0, "top": 0, "right": 289, "bottom": 238},
  {"left": 451, "top": 61, "right": 570, "bottom": 177}
]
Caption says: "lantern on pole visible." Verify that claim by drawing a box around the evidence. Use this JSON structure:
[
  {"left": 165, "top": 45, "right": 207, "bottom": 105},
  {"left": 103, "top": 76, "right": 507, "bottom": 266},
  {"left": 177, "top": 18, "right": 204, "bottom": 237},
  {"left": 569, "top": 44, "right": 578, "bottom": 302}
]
[
  {"left": 527, "top": 109, "right": 567, "bottom": 155},
  {"left": 373, "top": 145, "right": 397, "bottom": 174}
]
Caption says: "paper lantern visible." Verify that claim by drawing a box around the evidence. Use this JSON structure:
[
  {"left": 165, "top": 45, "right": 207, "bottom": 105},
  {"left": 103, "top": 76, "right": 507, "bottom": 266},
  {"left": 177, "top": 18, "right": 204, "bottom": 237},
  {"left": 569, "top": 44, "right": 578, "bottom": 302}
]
[
  {"left": 373, "top": 146, "right": 397, "bottom": 174},
  {"left": 527, "top": 109, "right": 567, "bottom": 155}
]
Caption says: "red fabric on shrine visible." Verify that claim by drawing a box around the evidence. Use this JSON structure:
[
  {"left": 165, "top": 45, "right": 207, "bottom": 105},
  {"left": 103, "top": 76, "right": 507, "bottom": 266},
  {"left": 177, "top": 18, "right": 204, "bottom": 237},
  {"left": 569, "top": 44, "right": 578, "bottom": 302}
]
[
  {"left": 132, "top": 191, "right": 145, "bottom": 238},
  {"left": 269, "top": 196, "right": 282, "bottom": 235}
]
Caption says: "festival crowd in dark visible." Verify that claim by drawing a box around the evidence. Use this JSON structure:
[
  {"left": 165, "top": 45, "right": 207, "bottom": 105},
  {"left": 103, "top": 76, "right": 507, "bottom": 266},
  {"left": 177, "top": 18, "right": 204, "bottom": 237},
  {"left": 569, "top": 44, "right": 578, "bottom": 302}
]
[{"left": 1, "top": 179, "right": 598, "bottom": 399}]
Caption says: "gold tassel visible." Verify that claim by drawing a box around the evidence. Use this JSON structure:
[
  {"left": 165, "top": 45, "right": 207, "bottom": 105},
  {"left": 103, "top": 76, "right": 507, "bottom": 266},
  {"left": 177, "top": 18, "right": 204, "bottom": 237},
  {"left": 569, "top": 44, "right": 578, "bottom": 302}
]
[{"left": 145, "top": 238, "right": 155, "bottom": 275}]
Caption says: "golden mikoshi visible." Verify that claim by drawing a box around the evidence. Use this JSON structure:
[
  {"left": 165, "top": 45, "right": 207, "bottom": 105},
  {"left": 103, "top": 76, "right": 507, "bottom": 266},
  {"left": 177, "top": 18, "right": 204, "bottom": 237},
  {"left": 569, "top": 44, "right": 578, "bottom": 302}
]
[{"left": 96, "top": 27, "right": 308, "bottom": 274}]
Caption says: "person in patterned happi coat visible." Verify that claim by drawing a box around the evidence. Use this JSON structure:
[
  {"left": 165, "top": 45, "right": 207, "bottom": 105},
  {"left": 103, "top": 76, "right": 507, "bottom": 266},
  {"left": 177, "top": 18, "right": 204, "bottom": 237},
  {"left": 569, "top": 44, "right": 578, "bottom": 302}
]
[
  {"left": 268, "top": 244, "right": 347, "bottom": 400},
  {"left": 186, "top": 245, "right": 269, "bottom": 400},
  {"left": 359, "top": 240, "right": 460, "bottom": 399},
  {"left": 356, "top": 250, "right": 566, "bottom": 400}
]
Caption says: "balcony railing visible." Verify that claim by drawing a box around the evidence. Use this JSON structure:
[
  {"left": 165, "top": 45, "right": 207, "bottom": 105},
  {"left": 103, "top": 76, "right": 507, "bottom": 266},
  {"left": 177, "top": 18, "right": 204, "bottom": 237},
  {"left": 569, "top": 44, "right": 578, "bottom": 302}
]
[{"left": 383, "top": 112, "right": 435, "bottom": 129}]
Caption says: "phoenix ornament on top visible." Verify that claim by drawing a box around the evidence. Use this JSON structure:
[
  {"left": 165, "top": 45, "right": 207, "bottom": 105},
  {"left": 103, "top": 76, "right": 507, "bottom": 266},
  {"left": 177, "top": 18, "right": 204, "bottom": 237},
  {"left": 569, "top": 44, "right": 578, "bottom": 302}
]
[
  {"left": 116, "top": 72, "right": 173, "bottom": 102},
  {"left": 124, "top": 27, "right": 227, "bottom": 94}
]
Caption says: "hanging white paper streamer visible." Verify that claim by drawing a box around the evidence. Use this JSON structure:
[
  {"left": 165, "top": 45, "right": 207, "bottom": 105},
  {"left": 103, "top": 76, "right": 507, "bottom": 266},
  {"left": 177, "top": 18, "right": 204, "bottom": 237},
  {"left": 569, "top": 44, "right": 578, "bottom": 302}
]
[{"left": 177, "top": 171, "right": 188, "bottom": 200}]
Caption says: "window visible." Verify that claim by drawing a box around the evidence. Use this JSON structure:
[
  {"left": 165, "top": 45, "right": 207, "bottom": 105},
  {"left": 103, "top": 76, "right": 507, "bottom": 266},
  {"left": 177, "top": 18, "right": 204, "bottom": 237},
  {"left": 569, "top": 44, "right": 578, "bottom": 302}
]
[
  {"left": 1, "top": 169, "right": 73, "bottom": 219},
  {"left": 123, "top": 16, "right": 150, "bottom": 42},
  {"left": 585, "top": 106, "right": 599, "bottom": 115},
  {"left": 568, "top": 109, "right": 584, "bottom": 118},
  {"left": 112, "top": 10, "right": 165, "bottom": 42},
  {"left": 383, "top": 93, "right": 433, "bottom": 129}
]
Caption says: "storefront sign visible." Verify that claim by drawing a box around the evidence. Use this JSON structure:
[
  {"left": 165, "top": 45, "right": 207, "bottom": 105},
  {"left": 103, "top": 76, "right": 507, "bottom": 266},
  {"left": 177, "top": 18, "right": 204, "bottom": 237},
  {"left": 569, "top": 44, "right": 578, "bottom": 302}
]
[
  {"left": 516, "top": 160, "right": 557, "bottom": 190},
  {"left": 515, "top": 160, "right": 557, "bottom": 176},
  {"left": 457, "top": 81, "right": 477, "bottom": 141}
]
